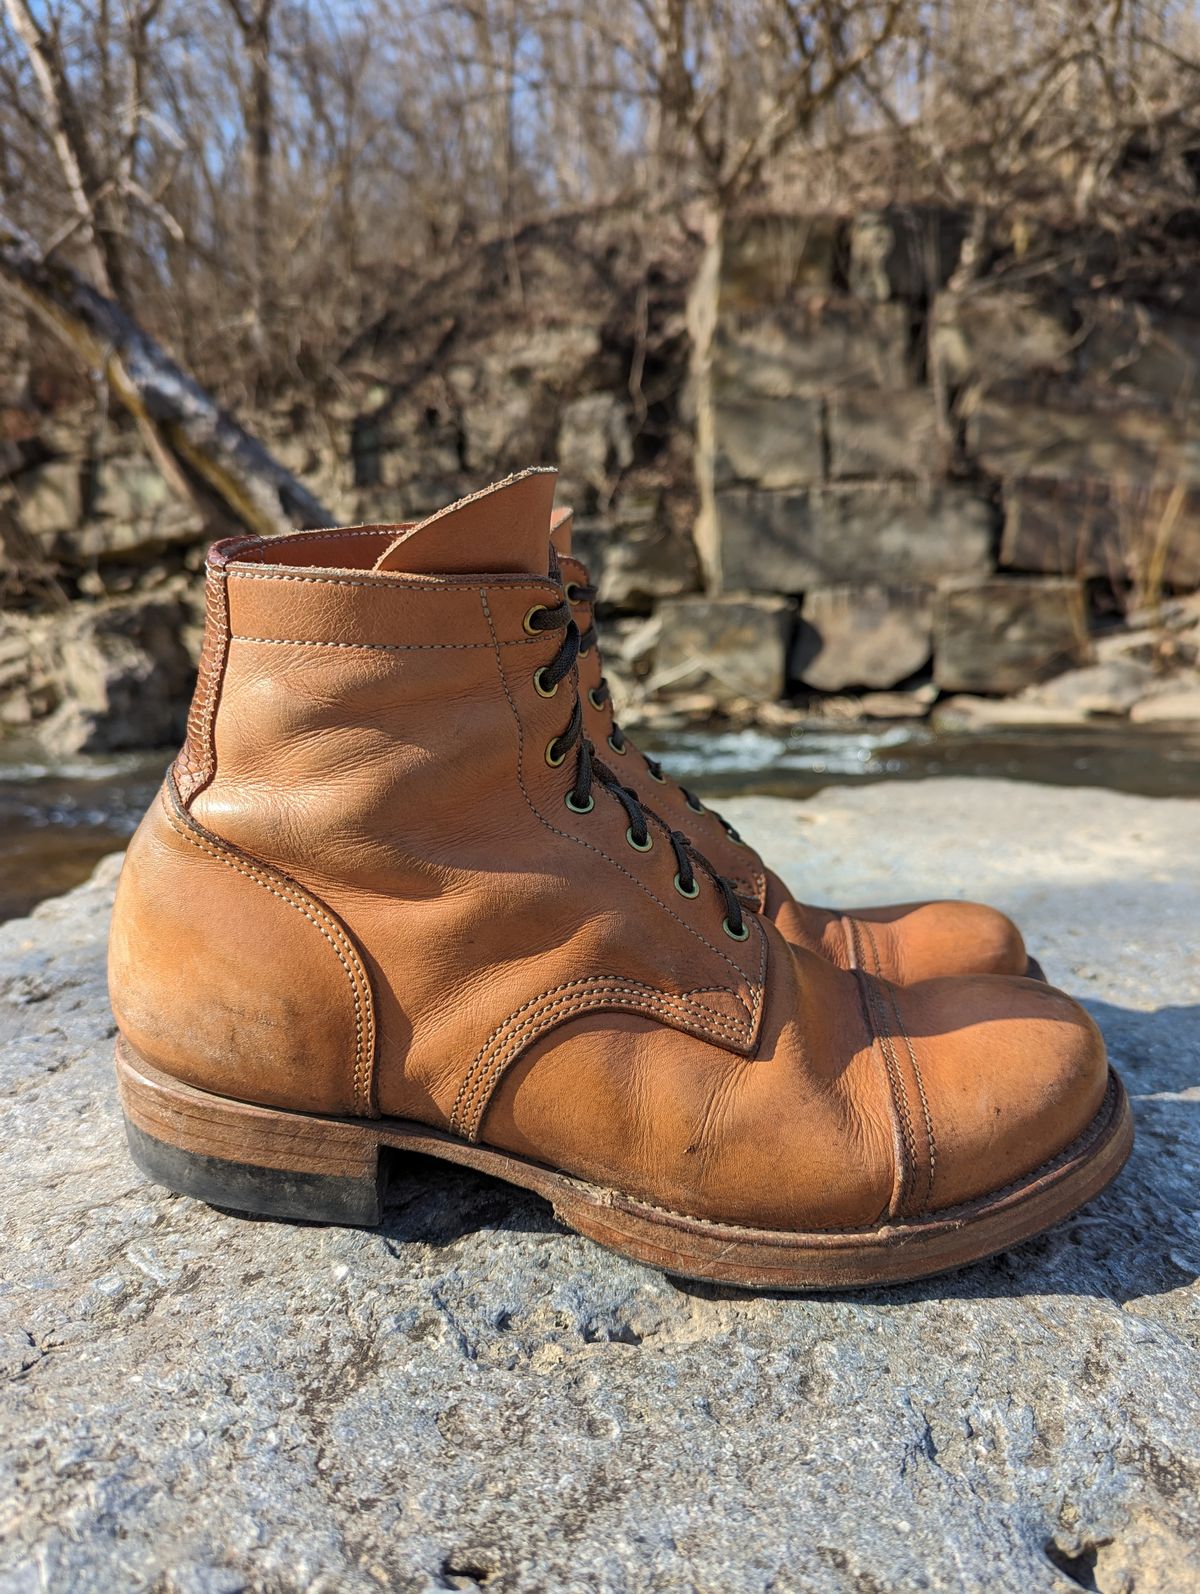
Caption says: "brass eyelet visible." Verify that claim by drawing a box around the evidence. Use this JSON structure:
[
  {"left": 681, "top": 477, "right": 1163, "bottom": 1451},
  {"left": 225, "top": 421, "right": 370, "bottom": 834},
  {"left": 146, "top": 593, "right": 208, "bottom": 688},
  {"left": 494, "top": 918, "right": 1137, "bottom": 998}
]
[
  {"left": 723, "top": 917, "right": 750, "bottom": 942},
  {"left": 648, "top": 767, "right": 667, "bottom": 784},
  {"left": 545, "top": 739, "right": 567, "bottom": 768},
  {"left": 523, "top": 604, "right": 548, "bottom": 635},
  {"left": 588, "top": 688, "right": 605, "bottom": 711},
  {"left": 564, "top": 581, "right": 582, "bottom": 604},
  {"left": 674, "top": 873, "right": 700, "bottom": 899},
  {"left": 533, "top": 666, "right": 558, "bottom": 699},
  {"left": 626, "top": 827, "right": 653, "bottom": 853},
  {"left": 578, "top": 644, "right": 592, "bottom": 659},
  {"left": 565, "top": 792, "right": 594, "bottom": 814},
  {"left": 686, "top": 796, "right": 704, "bottom": 814},
  {"left": 607, "top": 734, "right": 626, "bottom": 756}
]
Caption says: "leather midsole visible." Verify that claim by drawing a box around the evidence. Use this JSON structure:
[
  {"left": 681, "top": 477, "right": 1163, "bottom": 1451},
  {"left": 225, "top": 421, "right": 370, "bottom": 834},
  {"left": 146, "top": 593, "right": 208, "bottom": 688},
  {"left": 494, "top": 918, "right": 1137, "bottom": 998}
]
[{"left": 116, "top": 1034, "right": 1130, "bottom": 1242}]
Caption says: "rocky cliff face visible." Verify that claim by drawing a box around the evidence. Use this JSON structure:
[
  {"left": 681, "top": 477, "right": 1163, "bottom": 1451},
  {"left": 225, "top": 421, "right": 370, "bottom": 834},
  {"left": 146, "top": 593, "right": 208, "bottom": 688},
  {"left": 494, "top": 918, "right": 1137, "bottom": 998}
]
[
  {"left": 684, "top": 209, "right": 1200, "bottom": 714},
  {"left": 3, "top": 206, "right": 1200, "bottom": 753}
]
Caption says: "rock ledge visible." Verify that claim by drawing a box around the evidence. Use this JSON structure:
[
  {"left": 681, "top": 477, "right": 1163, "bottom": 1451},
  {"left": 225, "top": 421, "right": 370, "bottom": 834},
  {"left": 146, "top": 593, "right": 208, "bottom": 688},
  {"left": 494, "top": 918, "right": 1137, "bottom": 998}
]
[{"left": 2, "top": 781, "right": 1198, "bottom": 1593}]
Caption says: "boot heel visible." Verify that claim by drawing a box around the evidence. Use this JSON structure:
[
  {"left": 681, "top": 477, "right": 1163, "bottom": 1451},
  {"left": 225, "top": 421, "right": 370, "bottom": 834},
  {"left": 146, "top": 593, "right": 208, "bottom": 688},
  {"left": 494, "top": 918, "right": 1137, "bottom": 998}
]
[{"left": 115, "top": 1037, "right": 385, "bottom": 1226}]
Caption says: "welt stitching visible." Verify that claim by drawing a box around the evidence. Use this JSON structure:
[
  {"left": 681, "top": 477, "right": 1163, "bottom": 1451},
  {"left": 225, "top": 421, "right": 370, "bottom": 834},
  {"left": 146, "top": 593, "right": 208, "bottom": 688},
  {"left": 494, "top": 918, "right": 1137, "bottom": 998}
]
[
  {"left": 479, "top": 587, "right": 762, "bottom": 992},
  {"left": 162, "top": 795, "right": 373, "bottom": 1116},
  {"left": 229, "top": 634, "right": 547, "bottom": 652},
  {"left": 452, "top": 981, "right": 751, "bottom": 1134},
  {"left": 447, "top": 974, "right": 750, "bottom": 1130},
  {"left": 461, "top": 989, "right": 751, "bottom": 1140}
]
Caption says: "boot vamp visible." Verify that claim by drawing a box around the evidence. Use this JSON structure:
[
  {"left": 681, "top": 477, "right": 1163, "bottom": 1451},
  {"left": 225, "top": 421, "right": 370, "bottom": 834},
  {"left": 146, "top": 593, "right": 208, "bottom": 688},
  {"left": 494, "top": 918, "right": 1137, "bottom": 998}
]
[{"left": 480, "top": 933, "right": 1109, "bottom": 1232}]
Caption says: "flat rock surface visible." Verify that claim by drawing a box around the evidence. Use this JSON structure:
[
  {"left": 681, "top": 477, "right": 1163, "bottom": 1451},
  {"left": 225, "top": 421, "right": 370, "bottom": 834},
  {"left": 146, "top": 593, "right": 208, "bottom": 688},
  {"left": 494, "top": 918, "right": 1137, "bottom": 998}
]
[{"left": 2, "top": 778, "right": 1198, "bottom": 1594}]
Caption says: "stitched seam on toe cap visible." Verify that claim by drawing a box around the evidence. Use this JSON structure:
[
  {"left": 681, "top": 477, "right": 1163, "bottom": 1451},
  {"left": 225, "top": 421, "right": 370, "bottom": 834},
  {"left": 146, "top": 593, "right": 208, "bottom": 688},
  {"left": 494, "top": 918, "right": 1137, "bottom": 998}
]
[
  {"left": 600, "top": 1074, "right": 1119, "bottom": 1237},
  {"left": 850, "top": 920, "right": 916, "bottom": 1219},
  {"left": 861, "top": 921, "right": 937, "bottom": 1211}
]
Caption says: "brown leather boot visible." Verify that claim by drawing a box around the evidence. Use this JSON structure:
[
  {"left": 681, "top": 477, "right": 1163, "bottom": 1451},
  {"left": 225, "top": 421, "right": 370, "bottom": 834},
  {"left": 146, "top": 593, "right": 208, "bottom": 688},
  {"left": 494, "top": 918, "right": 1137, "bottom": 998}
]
[
  {"left": 108, "top": 470, "right": 1130, "bottom": 1289},
  {"left": 550, "top": 511, "right": 1041, "bottom": 985}
]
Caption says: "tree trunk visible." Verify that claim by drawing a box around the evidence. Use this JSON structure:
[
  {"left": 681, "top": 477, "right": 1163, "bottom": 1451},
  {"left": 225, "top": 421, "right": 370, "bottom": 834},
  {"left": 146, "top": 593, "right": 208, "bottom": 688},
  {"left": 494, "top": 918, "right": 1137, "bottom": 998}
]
[{"left": 0, "top": 211, "right": 331, "bottom": 538}]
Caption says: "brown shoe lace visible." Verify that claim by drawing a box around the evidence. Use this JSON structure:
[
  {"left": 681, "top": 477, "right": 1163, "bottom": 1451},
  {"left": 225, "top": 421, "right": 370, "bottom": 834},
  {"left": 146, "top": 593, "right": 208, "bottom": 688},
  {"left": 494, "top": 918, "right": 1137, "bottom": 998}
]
[
  {"left": 528, "top": 595, "right": 749, "bottom": 941},
  {"left": 564, "top": 579, "right": 748, "bottom": 849}
]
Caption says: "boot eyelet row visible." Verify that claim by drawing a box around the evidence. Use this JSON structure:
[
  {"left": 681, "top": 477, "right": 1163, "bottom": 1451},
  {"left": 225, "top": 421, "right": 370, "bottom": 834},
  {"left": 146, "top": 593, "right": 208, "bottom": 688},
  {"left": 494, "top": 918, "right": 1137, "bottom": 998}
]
[
  {"left": 588, "top": 688, "right": 605, "bottom": 711},
  {"left": 674, "top": 873, "right": 700, "bottom": 899},
  {"left": 608, "top": 735, "right": 626, "bottom": 756},
  {"left": 723, "top": 918, "right": 749, "bottom": 942},
  {"left": 565, "top": 792, "right": 594, "bottom": 814},
  {"left": 626, "top": 828, "right": 653, "bottom": 853},
  {"left": 533, "top": 667, "right": 558, "bottom": 699},
  {"left": 523, "top": 604, "right": 549, "bottom": 635},
  {"left": 545, "top": 739, "right": 567, "bottom": 768}
]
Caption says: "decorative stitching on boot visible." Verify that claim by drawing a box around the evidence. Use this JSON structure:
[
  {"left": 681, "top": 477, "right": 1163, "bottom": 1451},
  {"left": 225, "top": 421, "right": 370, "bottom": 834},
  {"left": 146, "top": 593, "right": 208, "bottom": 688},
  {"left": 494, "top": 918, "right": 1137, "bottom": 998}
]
[
  {"left": 849, "top": 920, "right": 915, "bottom": 1219},
  {"left": 175, "top": 568, "right": 230, "bottom": 805},
  {"left": 229, "top": 634, "right": 548, "bottom": 652},
  {"left": 879, "top": 972, "right": 938, "bottom": 1211},
  {"left": 860, "top": 921, "right": 937, "bottom": 1212},
  {"left": 449, "top": 975, "right": 755, "bottom": 1140},
  {"left": 229, "top": 572, "right": 561, "bottom": 596},
  {"left": 161, "top": 781, "right": 377, "bottom": 1117}
]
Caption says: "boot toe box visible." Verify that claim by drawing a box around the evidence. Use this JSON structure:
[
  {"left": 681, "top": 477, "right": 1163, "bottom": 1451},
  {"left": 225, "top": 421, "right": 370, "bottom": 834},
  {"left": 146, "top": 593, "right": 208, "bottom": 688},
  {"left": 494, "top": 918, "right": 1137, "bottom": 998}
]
[
  {"left": 866, "top": 899, "right": 1029, "bottom": 984},
  {"left": 899, "top": 974, "right": 1111, "bottom": 1214}
]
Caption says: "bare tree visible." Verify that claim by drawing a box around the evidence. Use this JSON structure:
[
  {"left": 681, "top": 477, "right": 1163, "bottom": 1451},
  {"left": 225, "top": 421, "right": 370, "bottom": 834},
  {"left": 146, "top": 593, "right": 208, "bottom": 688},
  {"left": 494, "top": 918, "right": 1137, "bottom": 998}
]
[{"left": 220, "top": 0, "right": 277, "bottom": 360}]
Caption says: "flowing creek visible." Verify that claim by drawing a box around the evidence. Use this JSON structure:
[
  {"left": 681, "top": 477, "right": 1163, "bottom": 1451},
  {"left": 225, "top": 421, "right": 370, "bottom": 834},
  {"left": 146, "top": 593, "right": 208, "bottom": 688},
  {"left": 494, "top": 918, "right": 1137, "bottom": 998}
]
[{"left": 2, "top": 722, "right": 1197, "bottom": 923}]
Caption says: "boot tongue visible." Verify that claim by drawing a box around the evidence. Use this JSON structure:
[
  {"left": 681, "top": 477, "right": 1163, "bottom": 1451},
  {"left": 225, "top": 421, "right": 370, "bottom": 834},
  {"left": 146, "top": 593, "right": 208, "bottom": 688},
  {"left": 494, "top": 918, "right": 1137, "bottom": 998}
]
[{"left": 371, "top": 468, "right": 557, "bottom": 576}]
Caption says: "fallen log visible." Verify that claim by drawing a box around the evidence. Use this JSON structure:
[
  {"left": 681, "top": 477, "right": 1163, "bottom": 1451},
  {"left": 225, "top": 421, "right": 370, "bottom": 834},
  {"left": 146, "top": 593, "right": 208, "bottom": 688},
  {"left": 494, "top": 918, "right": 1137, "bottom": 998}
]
[{"left": 0, "top": 211, "right": 332, "bottom": 538}]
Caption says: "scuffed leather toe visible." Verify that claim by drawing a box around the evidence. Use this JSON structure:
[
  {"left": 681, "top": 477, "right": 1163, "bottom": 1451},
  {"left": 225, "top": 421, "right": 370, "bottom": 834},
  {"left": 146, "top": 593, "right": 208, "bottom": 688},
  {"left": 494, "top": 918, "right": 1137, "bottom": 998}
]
[{"left": 888, "top": 973, "right": 1110, "bottom": 1214}]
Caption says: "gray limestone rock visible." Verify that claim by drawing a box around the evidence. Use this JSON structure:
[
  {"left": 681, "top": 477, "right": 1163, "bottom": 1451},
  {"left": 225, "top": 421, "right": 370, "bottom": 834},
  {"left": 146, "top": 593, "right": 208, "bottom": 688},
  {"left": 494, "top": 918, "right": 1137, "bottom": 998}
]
[
  {"left": 651, "top": 595, "right": 795, "bottom": 705},
  {"left": 792, "top": 583, "right": 933, "bottom": 691},
  {"left": 712, "top": 483, "right": 995, "bottom": 593},
  {"left": 934, "top": 577, "right": 1087, "bottom": 694},
  {"left": 712, "top": 390, "right": 825, "bottom": 489},
  {"left": 2, "top": 781, "right": 1199, "bottom": 1594},
  {"left": 826, "top": 389, "right": 945, "bottom": 480}
]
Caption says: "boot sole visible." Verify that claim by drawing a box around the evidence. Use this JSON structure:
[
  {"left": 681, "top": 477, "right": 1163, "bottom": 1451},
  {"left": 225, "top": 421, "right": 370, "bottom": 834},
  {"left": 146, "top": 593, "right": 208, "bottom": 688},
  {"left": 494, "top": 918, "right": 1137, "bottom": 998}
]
[{"left": 115, "top": 1037, "right": 1132, "bottom": 1292}]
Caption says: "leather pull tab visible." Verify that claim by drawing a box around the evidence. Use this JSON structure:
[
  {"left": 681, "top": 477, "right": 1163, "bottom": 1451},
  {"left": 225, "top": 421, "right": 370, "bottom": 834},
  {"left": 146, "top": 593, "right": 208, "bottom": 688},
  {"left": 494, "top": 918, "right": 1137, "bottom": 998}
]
[{"left": 371, "top": 468, "right": 558, "bottom": 576}]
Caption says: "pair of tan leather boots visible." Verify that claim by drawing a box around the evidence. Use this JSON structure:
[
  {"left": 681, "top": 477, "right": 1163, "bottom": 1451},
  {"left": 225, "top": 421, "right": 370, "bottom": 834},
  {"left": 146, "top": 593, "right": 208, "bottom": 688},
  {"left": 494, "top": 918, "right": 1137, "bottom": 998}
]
[{"left": 109, "top": 469, "right": 1132, "bottom": 1289}]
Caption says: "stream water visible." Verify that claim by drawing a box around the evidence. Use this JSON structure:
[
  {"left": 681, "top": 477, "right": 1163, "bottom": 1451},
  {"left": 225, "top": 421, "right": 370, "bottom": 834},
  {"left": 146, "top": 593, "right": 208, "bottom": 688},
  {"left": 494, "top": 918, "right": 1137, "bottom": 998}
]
[{"left": 1, "top": 722, "right": 1197, "bottom": 923}]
